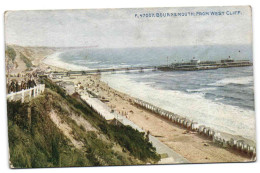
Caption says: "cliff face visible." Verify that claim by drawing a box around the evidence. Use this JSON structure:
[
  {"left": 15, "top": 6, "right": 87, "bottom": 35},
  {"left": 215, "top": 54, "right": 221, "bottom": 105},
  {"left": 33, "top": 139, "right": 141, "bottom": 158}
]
[
  {"left": 5, "top": 45, "right": 55, "bottom": 74},
  {"left": 7, "top": 79, "right": 160, "bottom": 168}
]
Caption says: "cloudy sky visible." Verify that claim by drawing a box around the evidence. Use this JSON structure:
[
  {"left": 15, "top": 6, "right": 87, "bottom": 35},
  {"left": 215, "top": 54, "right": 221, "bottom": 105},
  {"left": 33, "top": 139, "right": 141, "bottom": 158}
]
[{"left": 5, "top": 6, "right": 252, "bottom": 48}]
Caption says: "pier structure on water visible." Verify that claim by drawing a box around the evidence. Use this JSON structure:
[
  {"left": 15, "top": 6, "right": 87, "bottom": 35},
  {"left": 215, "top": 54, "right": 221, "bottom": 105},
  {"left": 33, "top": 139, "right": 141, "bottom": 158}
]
[
  {"left": 67, "top": 66, "right": 157, "bottom": 75},
  {"left": 45, "top": 57, "right": 253, "bottom": 78},
  {"left": 45, "top": 66, "right": 157, "bottom": 78},
  {"left": 159, "top": 57, "right": 252, "bottom": 71}
]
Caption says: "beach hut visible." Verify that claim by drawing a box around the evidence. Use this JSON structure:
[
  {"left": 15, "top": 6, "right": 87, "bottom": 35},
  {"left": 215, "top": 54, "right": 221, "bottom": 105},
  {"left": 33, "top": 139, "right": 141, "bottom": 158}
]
[
  {"left": 191, "top": 122, "right": 199, "bottom": 131},
  {"left": 236, "top": 140, "right": 245, "bottom": 151},
  {"left": 199, "top": 125, "right": 206, "bottom": 134},
  {"left": 208, "top": 129, "right": 215, "bottom": 138}
]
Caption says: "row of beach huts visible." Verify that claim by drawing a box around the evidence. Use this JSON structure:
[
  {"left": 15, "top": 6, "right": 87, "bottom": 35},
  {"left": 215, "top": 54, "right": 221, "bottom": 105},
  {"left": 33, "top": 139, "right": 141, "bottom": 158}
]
[{"left": 134, "top": 99, "right": 256, "bottom": 158}]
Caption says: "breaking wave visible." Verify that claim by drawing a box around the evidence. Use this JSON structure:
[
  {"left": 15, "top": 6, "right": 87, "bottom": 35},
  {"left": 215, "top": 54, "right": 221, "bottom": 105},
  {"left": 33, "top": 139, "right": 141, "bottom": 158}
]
[
  {"left": 208, "top": 76, "right": 253, "bottom": 86},
  {"left": 101, "top": 73, "right": 256, "bottom": 141}
]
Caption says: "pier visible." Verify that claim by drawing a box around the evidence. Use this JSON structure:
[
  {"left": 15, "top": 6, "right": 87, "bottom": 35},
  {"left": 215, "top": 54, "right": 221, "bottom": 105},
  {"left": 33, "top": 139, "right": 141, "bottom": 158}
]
[
  {"left": 159, "top": 58, "right": 252, "bottom": 71},
  {"left": 48, "top": 59, "right": 252, "bottom": 77},
  {"left": 66, "top": 66, "right": 157, "bottom": 76}
]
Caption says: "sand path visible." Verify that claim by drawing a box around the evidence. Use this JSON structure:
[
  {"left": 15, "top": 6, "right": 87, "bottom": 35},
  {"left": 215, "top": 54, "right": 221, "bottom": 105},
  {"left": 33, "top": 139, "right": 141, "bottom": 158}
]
[{"left": 49, "top": 110, "right": 84, "bottom": 150}]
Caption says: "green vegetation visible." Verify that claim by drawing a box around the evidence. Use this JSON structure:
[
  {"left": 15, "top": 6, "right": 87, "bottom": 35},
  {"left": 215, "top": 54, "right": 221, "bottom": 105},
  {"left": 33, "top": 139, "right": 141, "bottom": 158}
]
[
  {"left": 20, "top": 53, "right": 33, "bottom": 68},
  {"left": 7, "top": 78, "right": 160, "bottom": 168},
  {"left": 8, "top": 100, "right": 90, "bottom": 168},
  {"left": 42, "top": 78, "right": 160, "bottom": 161},
  {"left": 6, "top": 46, "right": 16, "bottom": 62},
  {"left": 99, "top": 124, "right": 159, "bottom": 161}
]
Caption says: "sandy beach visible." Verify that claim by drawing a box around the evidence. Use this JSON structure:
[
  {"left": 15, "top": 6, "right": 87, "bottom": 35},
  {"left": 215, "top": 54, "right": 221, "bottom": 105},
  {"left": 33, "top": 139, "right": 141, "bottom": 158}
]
[{"left": 58, "top": 74, "right": 253, "bottom": 163}]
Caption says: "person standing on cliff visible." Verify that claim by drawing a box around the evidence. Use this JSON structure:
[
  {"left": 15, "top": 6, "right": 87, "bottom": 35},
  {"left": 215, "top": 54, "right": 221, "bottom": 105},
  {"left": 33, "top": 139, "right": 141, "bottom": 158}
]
[
  {"left": 31, "top": 78, "right": 37, "bottom": 88},
  {"left": 21, "top": 81, "right": 24, "bottom": 90},
  {"left": 15, "top": 81, "right": 19, "bottom": 92},
  {"left": 146, "top": 130, "right": 150, "bottom": 142},
  {"left": 27, "top": 79, "right": 32, "bottom": 89}
]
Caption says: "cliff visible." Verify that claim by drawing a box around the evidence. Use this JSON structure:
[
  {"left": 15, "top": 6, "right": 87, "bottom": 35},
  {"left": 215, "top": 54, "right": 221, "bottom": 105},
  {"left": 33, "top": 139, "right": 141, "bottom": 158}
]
[{"left": 7, "top": 78, "right": 160, "bottom": 168}]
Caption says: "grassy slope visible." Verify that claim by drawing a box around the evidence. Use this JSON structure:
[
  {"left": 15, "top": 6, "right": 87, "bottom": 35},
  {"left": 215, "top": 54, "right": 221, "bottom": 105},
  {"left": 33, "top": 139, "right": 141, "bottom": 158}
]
[
  {"left": 20, "top": 53, "right": 33, "bottom": 68},
  {"left": 7, "top": 78, "right": 160, "bottom": 168}
]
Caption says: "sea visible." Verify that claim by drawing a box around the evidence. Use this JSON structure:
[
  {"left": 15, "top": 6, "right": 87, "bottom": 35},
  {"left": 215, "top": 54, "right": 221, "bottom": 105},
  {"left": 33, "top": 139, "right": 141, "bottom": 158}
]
[{"left": 44, "top": 45, "right": 255, "bottom": 141}]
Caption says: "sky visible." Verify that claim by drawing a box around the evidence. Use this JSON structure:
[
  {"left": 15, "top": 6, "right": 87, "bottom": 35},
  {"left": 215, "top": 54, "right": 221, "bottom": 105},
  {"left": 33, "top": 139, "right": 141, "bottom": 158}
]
[{"left": 5, "top": 6, "right": 252, "bottom": 48}]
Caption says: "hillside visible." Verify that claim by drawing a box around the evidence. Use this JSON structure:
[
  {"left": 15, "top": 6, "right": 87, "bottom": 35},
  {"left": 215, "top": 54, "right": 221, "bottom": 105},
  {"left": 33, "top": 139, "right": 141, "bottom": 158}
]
[
  {"left": 5, "top": 45, "right": 56, "bottom": 74},
  {"left": 7, "top": 79, "right": 160, "bottom": 168}
]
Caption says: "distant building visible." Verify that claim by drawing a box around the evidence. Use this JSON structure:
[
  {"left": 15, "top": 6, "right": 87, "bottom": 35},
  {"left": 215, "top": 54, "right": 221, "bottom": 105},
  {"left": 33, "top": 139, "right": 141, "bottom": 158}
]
[
  {"left": 190, "top": 57, "right": 200, "bottom": 65},
  {"left": 221, "top": 56, "right": 234, "bottom": 63}
]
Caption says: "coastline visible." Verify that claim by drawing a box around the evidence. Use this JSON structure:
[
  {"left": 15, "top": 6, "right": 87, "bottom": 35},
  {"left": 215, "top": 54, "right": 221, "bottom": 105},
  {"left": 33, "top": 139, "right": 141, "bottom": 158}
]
[
  {"left": 100, "top": 72, "right": 256, "bottom": 142},
  {"left": 41, "top": 51, "right": 71, "bottom": 72},
  {"left": 42, "top": 51, "right": 91, "bottom": 71}
]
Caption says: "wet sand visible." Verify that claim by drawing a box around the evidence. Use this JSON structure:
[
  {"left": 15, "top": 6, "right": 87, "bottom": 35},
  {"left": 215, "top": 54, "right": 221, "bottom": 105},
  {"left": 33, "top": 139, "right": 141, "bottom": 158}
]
[{"left": 62, "top": 74, "right": 253, "bottom": 163}]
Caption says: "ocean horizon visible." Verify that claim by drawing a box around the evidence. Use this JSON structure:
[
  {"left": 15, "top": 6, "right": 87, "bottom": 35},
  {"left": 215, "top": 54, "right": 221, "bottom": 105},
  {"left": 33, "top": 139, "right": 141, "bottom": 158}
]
[{"left": 44, "top": 44, "right": 253, "bottom": 70}]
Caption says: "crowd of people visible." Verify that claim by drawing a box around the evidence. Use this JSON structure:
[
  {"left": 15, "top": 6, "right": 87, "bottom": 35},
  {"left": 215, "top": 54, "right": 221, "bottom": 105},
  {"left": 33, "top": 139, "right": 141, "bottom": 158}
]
[
  {"left": 6, "top": 72, "right": 38, "bottom": 94},
  {"left": 8, "top": 71, "right": 38, "bottom": 78}
]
